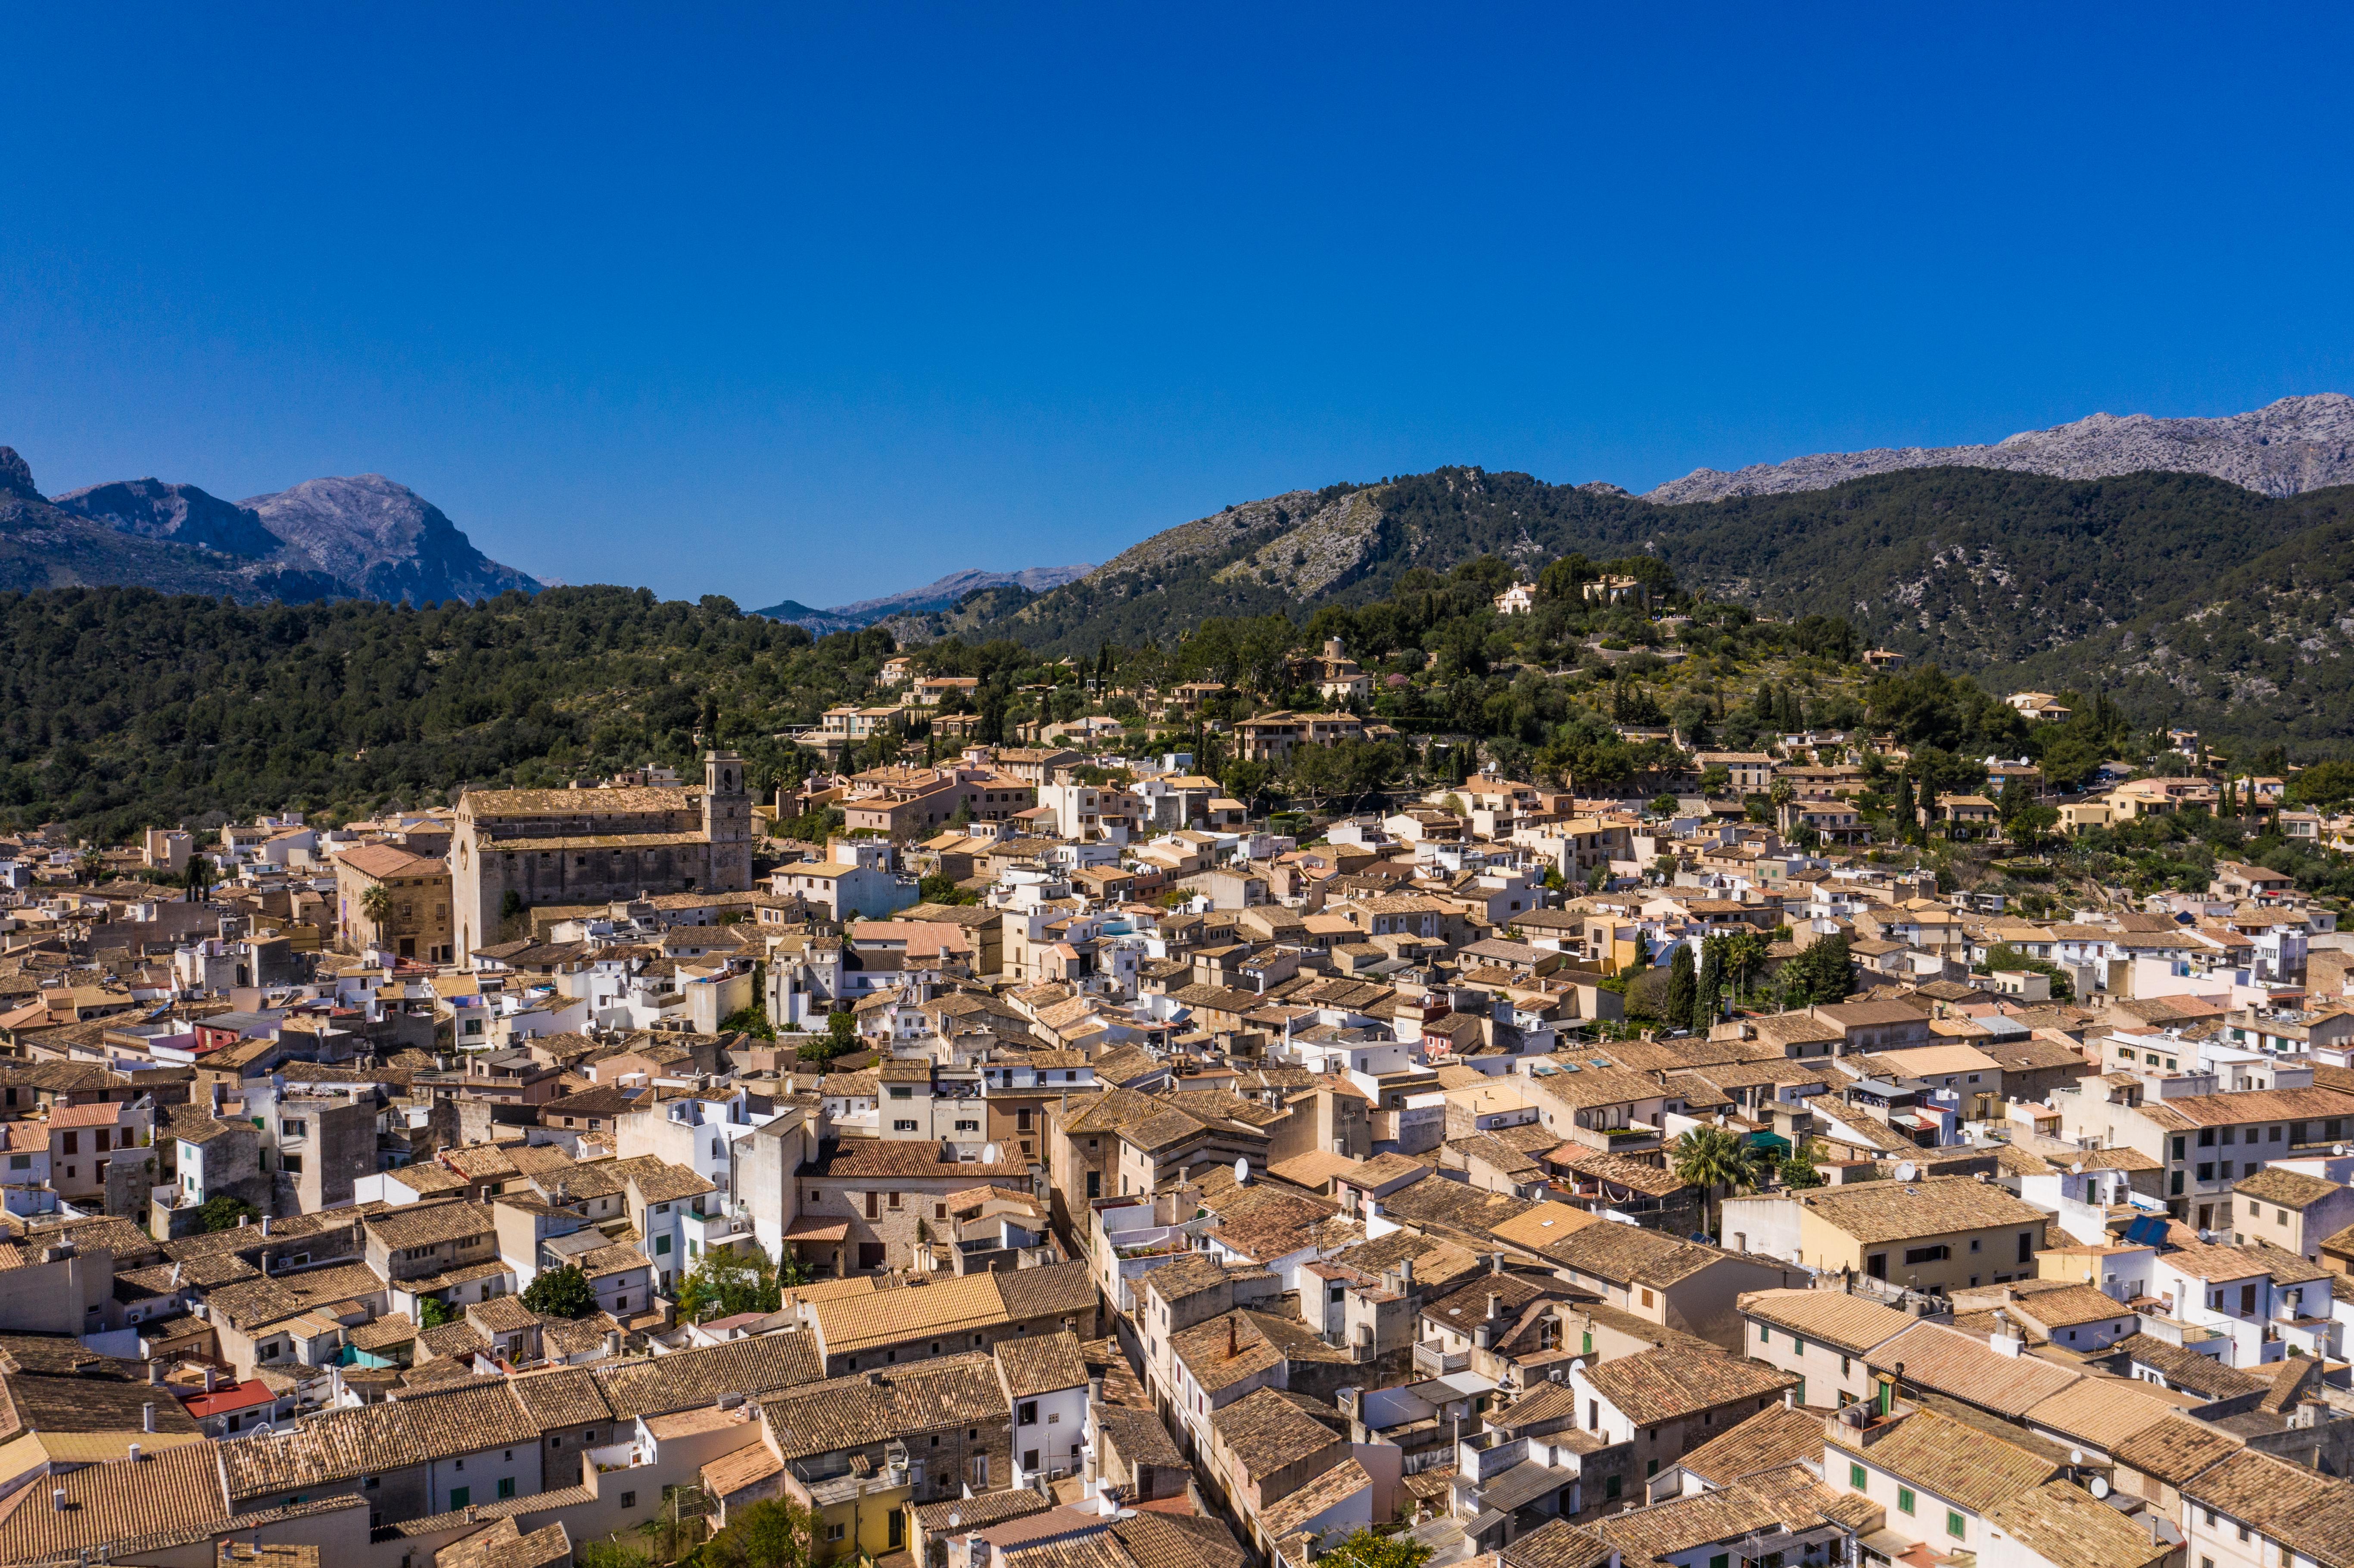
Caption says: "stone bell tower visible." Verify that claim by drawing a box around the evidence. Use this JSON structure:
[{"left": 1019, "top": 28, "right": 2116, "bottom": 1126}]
[{"left": 702, "top": 750, "right": 752, "bottom": 891}]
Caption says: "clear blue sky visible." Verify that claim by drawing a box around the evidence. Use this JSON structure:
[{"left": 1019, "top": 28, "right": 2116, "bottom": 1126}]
[{"left": 4, "top": 4, "right": 2350, "bottom": 605}]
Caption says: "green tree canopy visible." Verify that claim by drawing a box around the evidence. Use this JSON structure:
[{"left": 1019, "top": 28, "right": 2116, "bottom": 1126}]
[
  {"left": 1780, "top": 934, "right": 1853, "bottom": 1006},
  {"left": 1315, "top": 1529, "right": 1432, "bottom": 1568},
  {"left": 199, "top": 1195, "right": 259, "bottom": 1232},
  {"left": 522, "top": 1263, "right": 598, "bottom": 1319},
  {"left": 1669, "top": 1126, "right": 1762, "bottom": 1241},
  {"left": 2289, "top": 760, "right": 2354, "bottom": 806},
  {"left": 1664, "top": 944, "right": 1697, "bottom": 1030},
  {"left": 678, "top": 1245, "right": 785, "bottom": 1322},
  {"left": 706, "top": 1497, "right": 818, "bottom": 1568}
]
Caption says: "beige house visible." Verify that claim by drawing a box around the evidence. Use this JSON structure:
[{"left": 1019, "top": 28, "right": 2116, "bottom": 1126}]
[
  {"left": 331, "top": 843, "right": 453, "bottom": 961},
  {"left": 1738, "top": 1288, "right": 1915, "bottom": 1408},
  {"left": 1719, "top": 1177, "right": 2052, "bottom": 1295}
]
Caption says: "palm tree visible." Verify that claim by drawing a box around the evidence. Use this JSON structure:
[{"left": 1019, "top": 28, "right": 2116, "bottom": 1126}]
[
  {"left": 1670, "top": 1125, "right": 1761, "bottom": 1242},
  {"left": 359, "top": 882, "right": 394, "bottom": 947},
  {"left": 1721, "top": 928, "right": 1767, "bottom": 1003}
]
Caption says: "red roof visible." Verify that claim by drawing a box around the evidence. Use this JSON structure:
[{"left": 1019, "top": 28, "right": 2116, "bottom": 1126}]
[
  {"left": 47, "top": 1104, "right": 127, "bottom": 1128},
  {"left": 181, "top": 1378, "right": 276, "bottom": 1418}
]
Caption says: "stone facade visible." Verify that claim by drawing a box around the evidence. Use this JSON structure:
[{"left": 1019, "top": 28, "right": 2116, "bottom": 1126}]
[{"left": 452, "top": 752, "right": 752, "bottom": 956}]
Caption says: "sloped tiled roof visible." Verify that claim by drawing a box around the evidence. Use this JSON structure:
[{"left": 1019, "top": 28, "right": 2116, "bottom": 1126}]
[
  {"left": 2020, "top": 1376, "right": 2180, "bottom": 1454},
  {"left": 758, "top": 1353, "right": 1008, "bottom": 1459},
  {"left": 0, "top": 1440, "right": 230, "bottom": 1558},
  {"left": 1675, "top": 1402, "right": 1831, "bottom": 1485},
  {"left": 594, "top": 1332, "right": 823, "bottom": 1418},
  {"left": 1737, "top": 1288, "right": 1915, "bottom": 1355},
  {"left": 1985, "top": 1479, "right": 2172, "bottom": 1568},
  {"left": 1209, "top": 1386, "right": 1342, "bottom": 1481},
  {"left": 1865, "top": 1321, "right": 2081, "bottom": 1419},
  {"left": 2109, "top": 1414, "right": 2244, "bottom": 1487},
  {"left": 1833, "top": 1405, "right": 2056, "bottom": 1514},
  {"left": 1582, "top": 1347, "right": 1797, "bottom": 1427},
  {"left": 996, "top": 1329, "right": 1089, "bottom": 1399}
]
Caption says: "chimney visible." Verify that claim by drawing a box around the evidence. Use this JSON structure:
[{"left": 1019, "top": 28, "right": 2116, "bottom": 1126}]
[
  {"left": 203, "top": 1366, "right": 218, "bottom": 1393},
  {"left": 1227, "top": 1316, "right": 1238, "bottom": 1360},
  {"left": 147, "top": 1360, "right": 165, "bottom": 1386},
  {"left": 126, "top": 1444, "right": 140, "bottom": 1463},
  {"left": 260, "top": 1215, "right": 271, "bottom": 1237},
  {"left": 51, "top": 1487, "right": 64, "bottom": 1512},
  {"left": 1487, "top": 1293, "right": 1504, "bottom": 1321},
  {"left": 1398, "top": 1257, "right": 1414, "bottom": 1289},
  {"left": 1490, "top": 1252, "right": 1505, "bottom": 1275},
  {"left": 143, "top": 1403, "right": 155, "bottom": 1433}
]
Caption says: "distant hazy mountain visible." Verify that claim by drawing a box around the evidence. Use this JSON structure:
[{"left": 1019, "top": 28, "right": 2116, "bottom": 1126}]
[
  {"left": 1644, "top": 394, "right": 2354, "bottom": 504},
  {"left": 0, "top": 444, "right": 540, "bottom": 604},
  {"left": 754, "top": 563, "right": 1093, "bottom": 633}
]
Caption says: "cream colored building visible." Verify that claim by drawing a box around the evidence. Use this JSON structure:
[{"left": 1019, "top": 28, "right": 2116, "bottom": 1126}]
[
  {"left": 1737, "top": 1288, "right": 1914, "bottom": 1408},
  {"left": 1720, "top": 1177, "right": 2053, "bottom": 1296}
]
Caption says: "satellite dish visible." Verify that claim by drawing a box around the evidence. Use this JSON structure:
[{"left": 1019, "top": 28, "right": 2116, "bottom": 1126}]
[
  {"left": 948, "top": 1512, "right": 962, "bottom": 1531},
  {"left": 2070, "top": 1449, "right": 2085, "bottom": 1467},
  {"left": 1894, "top": 1161, "right": 1917, "bottom": 1182},
  {"left": 1569, "top": 1359, "right": 1586, "bottom": 1374},
  {"left": 982, "top": 1142, "right": 1000, "bottom": 1164},
  {"left": 2071, "top": 1162, "right": 2084, "bottom": 1174},
  {"left": 2089, "top": 1476, "right": 2111, "bottom": 1500},
  {"left": 1234, "top": 1157, "right": 1250, "bottom": 1185}
]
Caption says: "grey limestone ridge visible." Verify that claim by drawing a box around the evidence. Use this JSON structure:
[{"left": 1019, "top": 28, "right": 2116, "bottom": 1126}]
[
  {"left": 1644, "top": 392, "right": 2354, "bottom": 504},
  {"left": 238, "top": 472, "right": 542, "bottom": 603},
  {"left": 48, "top": 476, "right": 283, "bottom": 557},
  {"left": 1, "top": 441, "right": 541, "bottom": 604}
]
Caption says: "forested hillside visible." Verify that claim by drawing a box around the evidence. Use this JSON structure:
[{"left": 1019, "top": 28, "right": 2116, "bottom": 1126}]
[
  {"left": 925, "top": 466, "right": 2354, "bottom": 753},
  {"left": 0, "top": 587, "right": 893, "bottom": 839}
]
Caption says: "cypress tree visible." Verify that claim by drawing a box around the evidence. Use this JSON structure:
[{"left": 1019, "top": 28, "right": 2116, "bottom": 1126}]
[
  {"left": 1665, "top": 944, "right": 1697, "bottom": 1030},
  {"left": 1694, "top": 937, "right": 1724, "bottom": 1030}
]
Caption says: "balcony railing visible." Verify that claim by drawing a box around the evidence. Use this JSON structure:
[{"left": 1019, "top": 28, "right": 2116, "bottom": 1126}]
[{"left": 1413, "top": 1341, "right": 1470, "bottom": 1376}]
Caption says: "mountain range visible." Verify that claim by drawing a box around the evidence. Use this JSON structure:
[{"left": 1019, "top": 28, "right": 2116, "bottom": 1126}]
[
  {"left": 918, "top": 397, "right": 2354, "bottom": 750},
  {"left": 12, "top": 392, "right": 2354, "bottom": 747},
  {"left": 1643, "top": 393, "right": 2354, "bottom": 504},
  {"left": 0, "top": 445, "right": 540, "bottom": 604},
  {"left": 752, "top": 564, "right": 1093, "bottom": 634}
]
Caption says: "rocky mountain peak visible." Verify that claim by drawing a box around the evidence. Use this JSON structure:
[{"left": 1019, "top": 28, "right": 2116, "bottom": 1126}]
[
  {"left": 241, "top": 473, "right": 542, "bottom": 604},
  {"left": 0, "top": 448, "right": 37, "bottom": 501},
  {"left": 50, "top": 477, "right": 282, "bottom": 557}
]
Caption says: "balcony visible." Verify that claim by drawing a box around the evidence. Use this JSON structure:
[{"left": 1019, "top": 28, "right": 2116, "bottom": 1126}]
[{"left": 1414, "top": 1341, "right": 1470, "bottom": 1377}]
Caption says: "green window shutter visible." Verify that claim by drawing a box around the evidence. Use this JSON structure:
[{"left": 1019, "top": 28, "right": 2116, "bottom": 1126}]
[
  {"left": 1947, "top": 1510, "right": 1965, "bottom": 1538},
  {"left": 1849, "top": 1463, "right": 1866, "bottom": 1489},
  {"left": 1898, "top": 1487, "right": 1915, "bottom": 1515}
]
